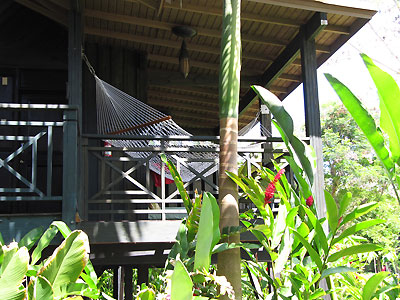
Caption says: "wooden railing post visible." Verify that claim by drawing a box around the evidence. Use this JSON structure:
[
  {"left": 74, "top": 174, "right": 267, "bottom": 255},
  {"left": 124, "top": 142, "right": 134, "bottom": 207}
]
[{"left": 62, "top": 109, "right": 78, "bottom": 227}]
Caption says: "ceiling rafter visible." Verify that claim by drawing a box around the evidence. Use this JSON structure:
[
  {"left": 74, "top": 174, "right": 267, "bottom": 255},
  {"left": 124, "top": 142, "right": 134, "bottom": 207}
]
[
  {"left": 84, "top": 9, "right": 331, "bottom": 53},
  {"left": 124, "top": 0, "right": 349, "bottom": 34},
  {"left": 84, "top": 9, "right": 287, "bottom": 47},
  {"left": 15, "top": 0, "right": 67, "bottom": 26},
  {"left": 84, "top": 26, "right": 274, "bottom": 64},
  {"left": 239, "top": 12, "right": 328, "bottom": 114},
  {"left": 148, "top": 90, "right": 219, "bottom": 107}
]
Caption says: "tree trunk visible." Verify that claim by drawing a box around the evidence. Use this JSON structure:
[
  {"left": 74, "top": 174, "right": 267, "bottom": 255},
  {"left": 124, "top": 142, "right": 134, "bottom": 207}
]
[{"left": 217, "top": 0, "right": 242, "bottom": 299}]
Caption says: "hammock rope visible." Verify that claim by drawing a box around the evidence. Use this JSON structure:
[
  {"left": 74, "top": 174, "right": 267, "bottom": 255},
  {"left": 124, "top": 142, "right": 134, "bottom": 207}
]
[{"left": 94, "top": 74, "right": 271, "bottom": 182}]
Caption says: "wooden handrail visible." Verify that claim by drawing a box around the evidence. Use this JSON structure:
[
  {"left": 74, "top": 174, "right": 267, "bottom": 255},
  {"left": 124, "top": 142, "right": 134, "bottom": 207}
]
[{"left": 108, "top": 116, "right": 172, "bottom": 135}]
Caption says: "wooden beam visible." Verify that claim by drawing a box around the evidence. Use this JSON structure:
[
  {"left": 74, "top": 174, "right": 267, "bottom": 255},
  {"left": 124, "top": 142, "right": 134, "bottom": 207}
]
[
  {"left": 239, "top": 12, "right": 327, "bottom": 114},
  {"left": 147, "top": 98, "right": 219, "bottom": 116},
  {"left": 247, "top": 0, "right": 376, "bottom": 19},
  {"left": 124, "top": 0, "right": 351, "bottom": 34},
  {"left": 148, "top": 90, "right": 219, "bottom": 107},
  {"left": 136, "top": 0, "right": 161, "bottom": 10},
  {"left": 150, "top": 84, "right": 218, "bottom": 98},
  {"left": 84, "top": 9, "right": 292, "bottom": 48},
  {"left": 148, "top": 70, "right": 264, "bottom": 89},
  {"left": 84, "top": 27, "right": 271, "bottom": 65},
  {"left": 15, "top": 0, "right": 68, "bottom": 26}
]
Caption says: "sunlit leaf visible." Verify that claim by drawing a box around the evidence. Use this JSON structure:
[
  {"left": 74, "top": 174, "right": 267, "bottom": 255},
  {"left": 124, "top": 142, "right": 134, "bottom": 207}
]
[
  {"left": 171, "top": 260, "right": 192, "bottom": 300},
  {"left": 328, "top": 244, "right": 382, "bottom": 263},
  {"left": 362, "top": 272, "right": 389, "bottom": 300},
  {"left": 325, "top": 73, "right": 394, "bottom": 178}
]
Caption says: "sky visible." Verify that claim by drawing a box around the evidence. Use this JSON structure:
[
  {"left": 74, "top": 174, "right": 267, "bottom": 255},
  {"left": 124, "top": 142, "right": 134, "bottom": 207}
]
[{"left": 281, "top": 0, "right": 400, "bottom": 135}]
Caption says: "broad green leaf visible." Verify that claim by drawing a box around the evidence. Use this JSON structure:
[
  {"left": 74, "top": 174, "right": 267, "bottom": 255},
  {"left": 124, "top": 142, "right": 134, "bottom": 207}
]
[
  {"left": 31, "top": 225, "right": 59, "bottom": 265},
  {"left": 271, "top": 203, "right": 288, "bottom": 249},
  {"left": 50, "top": 221, "right": 72, "bottom": 238},
  {"left": 0, "top": 232, "right": 4, "bottom": 246},
  {"left": 28, "top": 275, "right": 54, "bottom": 300},
  {"left": 325, "top": 190, "right": 338, "bottom": 233},
  {"left": 160, "top": 153, "right": 191, "bottom": 213},
  {"left": 333, "top": 219, "right": 386, "bottom": 244},
  {"left": 226, "top": 171, "right": 268, "bottom": 218},
  {"left": 310, "top": 288, "right": 325, "bottom": 300},
  {"left": 321, "top": 266, "right": 357, "bottom": 279},
  {"left": 342, "top": 202, "right": 379, "bottom": 226},
  {"left": 291, "top": 230, "right": 323, "bottom": 271},
  {"left": 137, "top": 287, "right": 155, "bottom": 300},
  {"left": 38, "top": 230, "right": 89, "bottom": 296},
  {"left": 285, "top": 156, "right": 312, "bottom": 200},
  {"left": 0, "top": 246, "right": 29, "bottom": 300},
  {"left": 303, "top": 205, "right": 328, "bottom": 255},
  {"left": 253, "top": 85, "right": 314, "bottom": 185},
  {"left": 325, "top": 73, "right": 394, "bottom": 177},
  {"left": 187, "top": 193, "right": 202, "bottom": 243},
  {"left": 362, "top": 272, "right": 389, "bottom": 300},
  {"left": 207, "top": 192, "right": 221, "bottom": 249},
  {"left": 212, "top": 242, "right": 260, "bottom": 254},
  {"left": 274, "top": 229, "right": 292, "bottom": 275},
  {"left": 362, "top": 54, "right": 400, "bottom": 165},
  {"left": 171, "top": 260, "right": 192, "bottom": 300},
  {"left": 194, "top": 193, "right": 214, "bottom": 271},
  {"left": 292, "top": 222, "right": 310, "bottom": 251},
  {"left": 18, "top": 227, "right": 44, "bottom": 251},
  {"left": 328, "top": 244, "right": 382, "bottom": 263},
  {"left": 339, "top": 192, "right": 352, "bottom": 217}
]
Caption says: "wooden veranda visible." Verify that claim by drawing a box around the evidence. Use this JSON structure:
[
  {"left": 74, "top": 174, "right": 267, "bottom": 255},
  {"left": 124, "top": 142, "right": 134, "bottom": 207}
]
[{"left": 0, "top": 0, "right": 376, "bottom": 298}]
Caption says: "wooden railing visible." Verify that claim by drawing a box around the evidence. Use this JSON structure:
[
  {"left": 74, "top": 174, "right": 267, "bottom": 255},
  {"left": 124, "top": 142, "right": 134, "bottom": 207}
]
[
  {"left": 0, "top": 103, "right": 78, "bottom": 224},
  {"left": 81, "top": 134, "right": 290, "bottom": 222}
]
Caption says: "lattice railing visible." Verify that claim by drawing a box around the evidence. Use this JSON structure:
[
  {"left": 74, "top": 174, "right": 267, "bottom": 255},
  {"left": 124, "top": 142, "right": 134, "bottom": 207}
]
[
  {"left": 82, "top": 134, "right": 289, "bottom": 222},
  {"left": 0, "top": 104, "right": 78, "bottom": 219}
]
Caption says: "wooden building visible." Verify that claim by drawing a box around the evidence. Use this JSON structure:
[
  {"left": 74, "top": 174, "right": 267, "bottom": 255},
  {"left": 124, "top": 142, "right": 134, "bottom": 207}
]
[{"left": 0, "top": 0, "right": 376, "bottom": 298}]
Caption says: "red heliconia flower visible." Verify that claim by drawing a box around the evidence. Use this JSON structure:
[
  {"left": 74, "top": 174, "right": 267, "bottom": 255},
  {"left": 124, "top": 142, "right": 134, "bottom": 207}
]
[
  {"left": 264, "top": 169, "right": 285, "bottom": 206},
  {"left": 306, "top": 195, "right": 314, "bottom": 207},
  {"left": 338, "top": 216, "right": 343, "bottom": 225}
]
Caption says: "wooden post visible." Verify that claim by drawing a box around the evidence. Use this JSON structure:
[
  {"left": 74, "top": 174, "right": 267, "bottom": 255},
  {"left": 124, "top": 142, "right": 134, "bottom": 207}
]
[
  {"left": 259, "top": 102, "right": 272, "bottom": 167},
  {"left": 124, "top": 266, "right": 134, "bottom": 300},
  {"left": 66, "top": 0, "right": 83, "bottom": 226},
  {"left": 113, "top": 266, "right": 124, "bottom": 300},
  {"left": 137, "top": 266, "right": 149, "bottom": 285},
  {"left": 300, "top": 12, "right": 327, "bottom": 221},
  {"left": 300, "top": 13, "right": 330, "bottom": 300},
  {"left": 62, "top": 109, "right": 78, "bottom": 226}
]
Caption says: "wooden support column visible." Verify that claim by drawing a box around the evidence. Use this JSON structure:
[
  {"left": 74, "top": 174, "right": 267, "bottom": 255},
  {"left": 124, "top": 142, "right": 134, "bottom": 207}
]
[
  {"left": 124, "top": 266, "right": 134, "bottom": 300},
  {"left": 66, "top": 0, "right": 82, "bottom": 225},
  {"left": 62, "top": 109, "right": 78, "bottom": 226},
  {"left": 137, "top": 266, "right": 149, "bottom": 285},
  {"left": 68, "top": 0, "right": 83, "bottom": 119},
  {"left": 300, "top": 12, "right": 327, "bottom": 220},
  {"left": 260, "top": 102, "right": 272, "bottom": 166}
]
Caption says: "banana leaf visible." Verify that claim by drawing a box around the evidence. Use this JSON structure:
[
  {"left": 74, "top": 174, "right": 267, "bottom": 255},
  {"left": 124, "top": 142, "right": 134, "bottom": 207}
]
[
  {"left": 0, "top": 246, "right": 29, "bottom": 300},
  {"left": 18, "top": 227, "right": 44, "bottom": 251},
  {"left": 324, "top": 73, "right": 394, "bottom": 179},
  {"left": 171, "top": 260, "right": 193, "bottom": 300},
  {"left": 362, "top": 54, "right": 400, "bottom": 166},
  {"left": 27, "top": 275, "right": 54, "bottom": 300},
  {"left": 194, "top": 193, "right": 216, "bottom": 271},
  {"left": 252, "top": 85, "right": 315, "bottom": 185},
  {"left": 36, "top": 230, "right": 89, "bottom": 297}
]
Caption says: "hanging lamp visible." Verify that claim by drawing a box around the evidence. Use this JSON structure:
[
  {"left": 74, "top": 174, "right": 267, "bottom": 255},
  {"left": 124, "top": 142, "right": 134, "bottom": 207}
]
[{"left": 172, "top": 25, "right": 197, "bottom": 78}]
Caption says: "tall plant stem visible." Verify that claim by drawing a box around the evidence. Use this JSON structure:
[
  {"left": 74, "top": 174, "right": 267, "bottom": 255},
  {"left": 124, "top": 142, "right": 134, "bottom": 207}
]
[{"left": 217, "top": 0, "right": 242, "bottom": 298}]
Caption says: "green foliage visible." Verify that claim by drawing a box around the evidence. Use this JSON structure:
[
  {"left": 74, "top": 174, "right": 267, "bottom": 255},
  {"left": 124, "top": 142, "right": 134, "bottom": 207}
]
[
  {"left": 325, "top": 54, "right": 400, "bottom": 204},
  {"left": 232, "top": 84, "right": 394, "bottom": 299},
  {"left": 0, "top": 222, "right": 112, "bottom": 300}
]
